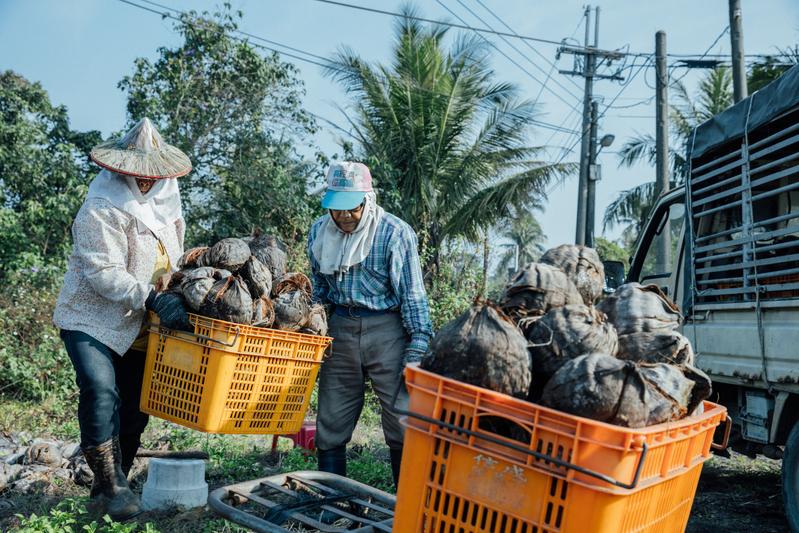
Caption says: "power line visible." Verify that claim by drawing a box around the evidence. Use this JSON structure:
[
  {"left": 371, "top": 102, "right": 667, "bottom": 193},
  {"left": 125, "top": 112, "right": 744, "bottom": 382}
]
[
  {"left": 118, "top": 0, "right": 581, "bottom": 138},
  {"left": 475, "top": 0, "right": 585, "bottom": 102},
  {"left": 545, "top": 56, "right": 650, "bottom": 197},
  {"left": 310, "top": 0, "right": 575, "bottom": 48},
  {"left": 126, "top": 0, "right": 340, "bottom": 70},
  {"left": 457, "top": 0, "right": 583, "bottom": 101},
  {"left": 309, "top": 0, "right": 790, "bottom": 60},
  {"left": 435, "top": 0, "right": 584, "bottom": 116},
  {"left": 671, "top": 26, "right": 730, "bottom": 85}
]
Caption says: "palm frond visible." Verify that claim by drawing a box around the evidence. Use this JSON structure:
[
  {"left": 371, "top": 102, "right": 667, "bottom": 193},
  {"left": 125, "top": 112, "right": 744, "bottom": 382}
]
[
  {"left": 617, "top": 133, "right": 656, "bottom": 169},
  {"left": 445, "top": 162, "right": 575, "bottom": 241},
  {"left": 602, "top": 181, "right": 657, "bottom": 235}
]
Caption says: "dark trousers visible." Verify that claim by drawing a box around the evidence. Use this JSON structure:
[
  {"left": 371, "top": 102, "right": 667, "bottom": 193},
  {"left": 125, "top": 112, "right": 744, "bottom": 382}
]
[
  {"left": 316, "top": 312, "right": 409, "bottom": 451},
  {"left": 60, "top": 330, "right": 149, "bottom": 451}
]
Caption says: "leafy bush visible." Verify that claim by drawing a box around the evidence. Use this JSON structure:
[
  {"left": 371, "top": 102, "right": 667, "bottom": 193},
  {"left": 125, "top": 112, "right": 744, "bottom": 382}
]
[
  {"left": 347, "top": 448, "right": 395, "bottom": 493},
  {"left": 427, "top": 245, "right": 482, "bottom": 330},
  {"left": 0, "top": 267, "right": 76, "bottom": 402}
]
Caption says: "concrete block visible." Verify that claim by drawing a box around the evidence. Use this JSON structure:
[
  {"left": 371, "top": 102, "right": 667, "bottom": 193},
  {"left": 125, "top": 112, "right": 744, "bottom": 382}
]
[{"left": 141, "top": 458, "right": 208, "bottom": 511}]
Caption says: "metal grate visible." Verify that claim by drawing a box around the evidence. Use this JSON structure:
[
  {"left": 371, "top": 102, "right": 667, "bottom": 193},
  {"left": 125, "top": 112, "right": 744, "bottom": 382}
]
[
  {"left": 208, "top": 471, "right": 395, "bottom": 532},
  {"left": 690, "top": 103, "right": 799, "bottom": 306}
]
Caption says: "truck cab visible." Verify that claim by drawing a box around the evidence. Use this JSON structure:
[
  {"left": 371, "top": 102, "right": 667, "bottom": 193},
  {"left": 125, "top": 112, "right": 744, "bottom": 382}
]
[{"left": 624, "top": 64, "right": 799, "bottom": 530}]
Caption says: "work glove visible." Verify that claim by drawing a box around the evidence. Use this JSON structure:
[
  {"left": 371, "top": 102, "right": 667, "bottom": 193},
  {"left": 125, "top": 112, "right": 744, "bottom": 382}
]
[
  {"left": 145, "top": 290, "right": 193, "bottom": 332},
  {"left": 402, "top": 349, "right": 425, "bottom": 366},
  {"left": 399, "top": 349, "right": 426, "bottom": 381}
]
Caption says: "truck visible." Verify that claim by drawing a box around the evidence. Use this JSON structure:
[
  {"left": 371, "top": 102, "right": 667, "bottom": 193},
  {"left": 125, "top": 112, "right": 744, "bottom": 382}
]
[{"left": 612, "top": 63, "right": 799, "bottom": 530}]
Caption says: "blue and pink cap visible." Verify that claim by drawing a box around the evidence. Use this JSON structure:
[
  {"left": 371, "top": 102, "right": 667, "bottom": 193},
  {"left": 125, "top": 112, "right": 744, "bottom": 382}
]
[{"left": 321, "top": 161, "right": 373, "bottom": 210}]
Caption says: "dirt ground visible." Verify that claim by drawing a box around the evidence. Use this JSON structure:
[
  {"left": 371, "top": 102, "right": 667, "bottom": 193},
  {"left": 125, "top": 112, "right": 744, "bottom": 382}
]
[
  {"left": 688, "top": 452, "right": 788, "bottom": 533},
  {"left": 0, "top": 441, "right": 791, "bottom": 531}
]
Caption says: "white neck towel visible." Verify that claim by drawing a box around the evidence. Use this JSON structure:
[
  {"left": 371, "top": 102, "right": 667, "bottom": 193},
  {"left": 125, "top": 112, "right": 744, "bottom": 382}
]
[{"left": 312, "top": 192, "right": 384, "bottom": 277}]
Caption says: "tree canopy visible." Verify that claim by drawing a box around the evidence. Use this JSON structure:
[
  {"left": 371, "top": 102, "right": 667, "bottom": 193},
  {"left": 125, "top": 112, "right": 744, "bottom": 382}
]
[
  {"left": 328, "top": 7, "right": 573, "bottom": 276},
  {"left": 118, "top": 5, "right": 322, "bottom": 251},
  {"left": 0, "top": 71, "right": 101, "bottom": 276}
]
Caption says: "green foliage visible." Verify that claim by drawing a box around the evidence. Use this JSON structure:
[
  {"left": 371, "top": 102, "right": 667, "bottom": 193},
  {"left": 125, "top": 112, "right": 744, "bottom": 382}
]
[
  {"left": 427, "top": 243, "right": 481, "bottom": 329},
  {"left": 347, "top": 448, "right": 395, "bottom": 493},
  {"left": 495, "top": 210, "right": 546, "bottom": 276},
  {"left": 748, "top": 46, "right": 799, "bottom": 92},
  {"left": 0, "top": 71, "right": 101, "bottom": 278},
  {"left": 15, "top": 498, "right": 158, "bottom": 533},
  {"left": 0, "top": 269, "right": 76, "bottom": 402},
  {"left": 279, "top": 446, "right": 318, "bottom": 472},
  {"left": 327, "top": 6, "right": 573, "bottom": 275},
  {"left": 118, "top": 4, "right": 322, "bottom": 253},
  {"left": 594, "top": 237, "right": 630, "bottom": 269},
  {"left": 278, "top": 446, "right": 394, "bottom": 493}
]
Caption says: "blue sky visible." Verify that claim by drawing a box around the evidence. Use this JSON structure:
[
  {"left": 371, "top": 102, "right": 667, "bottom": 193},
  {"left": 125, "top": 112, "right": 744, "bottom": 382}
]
[{"left": 1, "top": 0, "right": 798, "bottom": 248}]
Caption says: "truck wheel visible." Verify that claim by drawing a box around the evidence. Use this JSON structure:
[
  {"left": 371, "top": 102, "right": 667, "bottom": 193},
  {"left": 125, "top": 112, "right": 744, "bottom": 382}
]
[{"left": 782, "top": 421, "right": 799, "bottom": 532}]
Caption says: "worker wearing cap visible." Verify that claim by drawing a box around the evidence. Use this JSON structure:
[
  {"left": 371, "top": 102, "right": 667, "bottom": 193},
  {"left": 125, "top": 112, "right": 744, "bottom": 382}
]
[{"left": 308, "top": 161, "right": 433, "bottom": 488}]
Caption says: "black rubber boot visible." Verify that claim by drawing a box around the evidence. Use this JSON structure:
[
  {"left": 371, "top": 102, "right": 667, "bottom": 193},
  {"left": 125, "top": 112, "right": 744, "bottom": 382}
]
[
  {"left": 82, "top": 438, "right": 141, "bottom": 521},
  {"left": 390, "top": 448, "right": 403, "bottom": 489},
  {"left": 317, "top": 446, "right": 347, "bottom": 477},
  {"left": 119, "top": 433, "right": 142, "bottom": 478}
]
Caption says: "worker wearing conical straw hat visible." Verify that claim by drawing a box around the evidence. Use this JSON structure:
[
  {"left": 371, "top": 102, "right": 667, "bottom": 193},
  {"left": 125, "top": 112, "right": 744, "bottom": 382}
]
[
  {"left": 53, "top": 118, "right": 192, "bottom": 520},
  {"left": 308, "top": 161, "right": 433, "bottom": 489}
]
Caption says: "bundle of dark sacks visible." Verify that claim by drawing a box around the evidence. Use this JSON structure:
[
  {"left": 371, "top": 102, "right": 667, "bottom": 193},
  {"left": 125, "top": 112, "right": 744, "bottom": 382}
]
[
  {"left": 421, "top": 244, "right": 711, "bottom": 429},
  {"left": 163, "top": 236, "right": 328, "bottom": 336}
]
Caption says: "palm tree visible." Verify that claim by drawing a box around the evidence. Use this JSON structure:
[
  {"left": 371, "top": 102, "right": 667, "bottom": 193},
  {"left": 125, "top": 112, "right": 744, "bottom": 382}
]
[
  {"left": 604, "top": 67, "right": 733, "bottom": 241},
  {"left": 326, "top": 7, "right": 573, "bottom": 277},
  {"left": 496, "top": 210, "right": 547, "bottom": 276}
]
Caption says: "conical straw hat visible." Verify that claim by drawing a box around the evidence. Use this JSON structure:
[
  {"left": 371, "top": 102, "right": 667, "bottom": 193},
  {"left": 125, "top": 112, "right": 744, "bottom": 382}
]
[{"left": 90, "top": 118, "right": 192, "bottom": 179}]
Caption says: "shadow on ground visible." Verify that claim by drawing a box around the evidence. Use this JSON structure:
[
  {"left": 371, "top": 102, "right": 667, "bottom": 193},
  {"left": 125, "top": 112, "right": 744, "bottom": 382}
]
[{"left": 687, "top": 452, "right": 788, "bottom": 533}]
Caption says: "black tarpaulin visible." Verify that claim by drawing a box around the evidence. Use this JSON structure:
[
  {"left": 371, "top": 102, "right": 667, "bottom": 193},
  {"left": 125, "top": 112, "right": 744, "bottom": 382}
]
[{"left": 691, "top": 64, "right": 799, "bottom": 160}]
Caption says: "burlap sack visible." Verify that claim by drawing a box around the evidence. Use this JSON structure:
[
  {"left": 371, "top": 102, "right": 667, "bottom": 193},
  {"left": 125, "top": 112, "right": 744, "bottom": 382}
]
[
  {"left": 421, "top": 304, "right": 531, "bottom": 398},
  {"left": 616, "top": 330, "right": 695, "bottom": 366},
  {"left": 542, "top": 353, "right": 712, "bottom": 428},
  {"left": 527, "top": 304, "right": 618, "bottom": 378},
  {"left": 540, "top": 244, "right": 605, "bottom": 305},
  {"left": 597, "top": 282, "right": 681, "bottom": 335},
  {"left": 198, "top": 238, "right": 251, "bottom": 272},
  {"left": 500, "top": 263, "right": 583, "bottom": 329},
  {"left": 199, "top": 275, "right": 253, "bottom": 324}
]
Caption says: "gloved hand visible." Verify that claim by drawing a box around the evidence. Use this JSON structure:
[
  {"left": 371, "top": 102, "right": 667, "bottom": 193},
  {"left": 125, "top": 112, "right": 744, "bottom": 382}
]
[
  {"left": 402, "top": 349, "right": 425, "bottom": 367},
  {"left": 145, "top": 290, "right": 192, "bottom": 332}
]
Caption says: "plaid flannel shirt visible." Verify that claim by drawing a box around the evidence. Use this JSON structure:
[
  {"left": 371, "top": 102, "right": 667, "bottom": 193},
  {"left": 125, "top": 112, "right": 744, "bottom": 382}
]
[{"left": 307, "top": 212, "right": 433, "bottom": 356}]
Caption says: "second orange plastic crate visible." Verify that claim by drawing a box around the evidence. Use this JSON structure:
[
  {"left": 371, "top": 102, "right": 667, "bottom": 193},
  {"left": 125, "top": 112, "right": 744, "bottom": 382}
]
[
  {"left": 140, "top": 313, "right": 331, "bottom": 434},
  {"left": 393, "top": 364, "right": 729, "bottom": 533}
]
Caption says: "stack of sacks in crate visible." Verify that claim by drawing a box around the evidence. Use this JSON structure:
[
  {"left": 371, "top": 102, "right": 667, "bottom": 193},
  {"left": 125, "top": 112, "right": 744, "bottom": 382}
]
[
  {"left": 421, "top": 244, "right": 711, "bottom": 428},
  {"left": 164, "top": 235, "right": 327, "bottom": 336}
]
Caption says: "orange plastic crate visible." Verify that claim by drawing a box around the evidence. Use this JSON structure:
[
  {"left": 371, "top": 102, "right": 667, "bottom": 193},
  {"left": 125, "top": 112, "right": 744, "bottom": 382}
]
[
  {"left": 140, "top": 313, "right": 331, "bottom": 434},
  {"left": 393, "top": 364, "right": 729, "bottom": 533}
]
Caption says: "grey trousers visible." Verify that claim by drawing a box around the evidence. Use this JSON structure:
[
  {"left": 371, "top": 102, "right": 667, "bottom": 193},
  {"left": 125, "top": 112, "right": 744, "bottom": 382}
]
[{"left": 316, "top": 311, "right": 409, "bottom": 451}]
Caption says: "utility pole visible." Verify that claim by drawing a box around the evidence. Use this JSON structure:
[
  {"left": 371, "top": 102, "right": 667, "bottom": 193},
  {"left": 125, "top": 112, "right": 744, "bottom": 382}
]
[
  {"left": 573, "top": 5, "right": 592, "bottom": 246},
  {"left": 585, "top": 100, "right": 599, "bottom": 247},
  {"left": 655, "top": 30, "right": 671, "bottom": 272},
  {"left": 560, "top": 6, "right": 623, "bottom": 246},
  {"left": 729, "top": 0, "right": 748, "bottom": 103}
]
